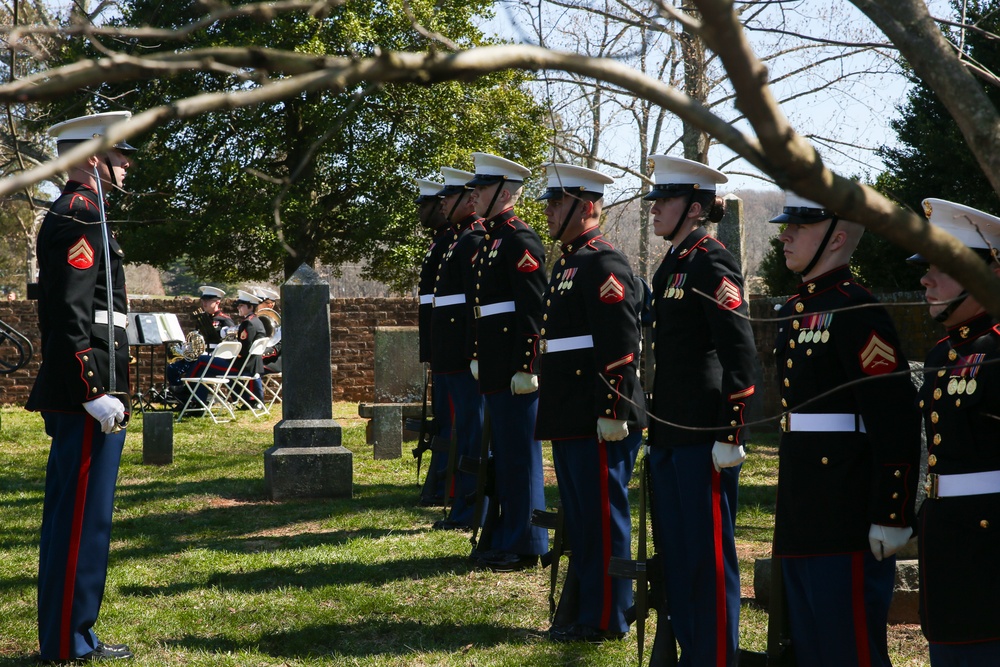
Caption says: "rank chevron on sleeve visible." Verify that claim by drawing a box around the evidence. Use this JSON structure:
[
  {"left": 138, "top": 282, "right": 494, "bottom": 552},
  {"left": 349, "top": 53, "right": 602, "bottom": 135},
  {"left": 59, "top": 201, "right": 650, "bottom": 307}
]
[
  {"left": 860, "top": 332, "right": 898, "bottom": 375},
  {"left": 714, "top": 276, "right": 743, "bottom": 310},
  {"left": 67, "top": 236, "right": 95, "bottom": 269},
  {"left": 599, "top": 273, "right": 625, "bottom": 303}
]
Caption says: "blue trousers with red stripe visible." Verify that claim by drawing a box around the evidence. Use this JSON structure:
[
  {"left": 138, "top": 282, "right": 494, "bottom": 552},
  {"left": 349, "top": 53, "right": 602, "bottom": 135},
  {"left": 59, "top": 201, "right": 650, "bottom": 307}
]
[
  {"left": 552, "top": 432, "right": 640, "bottom": 633},
  {"left": 648, "top": 442, "right": 741, "bottom": 667},
  {"left": 436, "top": 371, "right": 485, "bottom": 527},
  {"left": 483, "top": 390, "right": 547, "bottom": 556},
  {"left": 420, "top": 377, "right": 450, "bottom": 503},
  {"left": 38, "top": 412, "right": 125, "bottom": 661},
  {"left": 929, "top": 639, "right": 1000, "bottom": 666},
  {"left": 781, "top": 551, "right": 895, "bottom": 667}
]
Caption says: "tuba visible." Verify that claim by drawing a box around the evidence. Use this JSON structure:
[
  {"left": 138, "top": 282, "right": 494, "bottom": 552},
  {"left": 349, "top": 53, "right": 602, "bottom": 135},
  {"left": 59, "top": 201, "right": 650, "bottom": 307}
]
[{"left": 257, "top": 307, "right": 280, "bottom": 337}]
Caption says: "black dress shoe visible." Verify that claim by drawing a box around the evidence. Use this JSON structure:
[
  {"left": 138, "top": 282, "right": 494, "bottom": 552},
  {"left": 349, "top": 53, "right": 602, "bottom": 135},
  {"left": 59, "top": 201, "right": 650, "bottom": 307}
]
[
  {"left": 80, "top": 641, "right": 133, "bottom": 661},
  {"left": 549, "top": 624, "right": 626, "bottom": 644},
  {"left": 432, "top": 519, "right": 469, "bottom": 531},
  {"left": 477, "top": 552, "right": 539, "bottom": 572}
]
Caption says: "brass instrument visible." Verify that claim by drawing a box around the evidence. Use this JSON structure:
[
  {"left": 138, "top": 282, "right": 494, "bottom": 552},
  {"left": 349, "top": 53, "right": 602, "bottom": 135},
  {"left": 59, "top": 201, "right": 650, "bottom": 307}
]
[
  {"left": 167, "top": 329, "right": 207, "bottom": 362},
  {"left": 166, "top": 309, "right": 210, "bottom": 362},
  {"left": 257, "top": 307, "right": 280, "bottom": 337}
]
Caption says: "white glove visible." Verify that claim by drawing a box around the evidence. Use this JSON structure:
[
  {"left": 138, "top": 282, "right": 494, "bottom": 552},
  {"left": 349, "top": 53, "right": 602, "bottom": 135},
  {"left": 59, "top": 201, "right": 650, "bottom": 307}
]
[
  {"left": 596, "top": 417, "right": 629, "bottom": 442},
  {"left": 711, "top": 441, "right": 746, "bottom": 472},
  {"left": 219, "top": 326, "right": 231, "bottom": 338},
  {"left": 83, "top": 395, "right": 126, "bottom": 434},
  {"left": 510, "top": 371, "right": 539, "bottom": 394},
  {"left": 469, "top": 360, "right": 479, "bottom": 380},
  {"left": 868, "top": 524, "right": 913, "bottom": 561}
]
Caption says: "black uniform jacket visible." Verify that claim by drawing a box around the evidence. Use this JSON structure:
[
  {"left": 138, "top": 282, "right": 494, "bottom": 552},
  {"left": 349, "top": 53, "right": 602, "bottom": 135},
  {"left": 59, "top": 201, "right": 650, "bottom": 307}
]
[
  {"left": 431, "top": 213, "right": 484, "bottom": 374},
  {"left": 918, "top": 312, "right": 1000, "bottom": 643},
  {"left": 472, "top": 208, "right": 547, "bottom": 394},
  {"left": 418, "top": 226, "right": 452, "bottom": 363},
  {"left": 773, "top": 265, "right": 920, "bottom": 556},
  {"left": 27, "top": 181, "right": 130, "bottom": 412},
  {"left": 193, "top": 310, "right": 235, "bottom": 347},
  {"left": 535, "top": 227, "right": 647, "bottom": 440},
  {"left": 236, "top": 313, "right": 267, "bottom": 377},
  {"left": 649, "top": 227, "right": 757, "bottom": 447}
]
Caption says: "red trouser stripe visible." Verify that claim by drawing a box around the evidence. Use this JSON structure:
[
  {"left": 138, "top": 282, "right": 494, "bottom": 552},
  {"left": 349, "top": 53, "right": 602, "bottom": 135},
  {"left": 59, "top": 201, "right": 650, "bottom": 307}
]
[
  {"left": 852, "top": 552, "right": 872, "bottom": 667},
  {"left": 711, "top": 468, "right": 727, "bottom": 667},
  {"left": 59, "top": 422, "right": 93, "bottom": 660},
  {"left": 448, "top": 394, "right": 456, "bottom": 498},
  {"left": 598, "top": 441, "right": 612, "bottom": 629}
]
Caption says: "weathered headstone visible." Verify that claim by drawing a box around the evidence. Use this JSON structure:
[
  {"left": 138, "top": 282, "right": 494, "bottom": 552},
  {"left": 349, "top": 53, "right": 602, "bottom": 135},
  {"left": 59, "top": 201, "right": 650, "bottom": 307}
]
[
  {"left": 361, "top": 326, "right": 422, "bottom": 458},
  {"left": 717, "top": 193, "right": 744, "bottom": 271},
  {"left": 142, "top": 412, "right": 173, "bottom": 465},
  {"left": 264, "top": 264, "right": 352, "bottom": 499}
]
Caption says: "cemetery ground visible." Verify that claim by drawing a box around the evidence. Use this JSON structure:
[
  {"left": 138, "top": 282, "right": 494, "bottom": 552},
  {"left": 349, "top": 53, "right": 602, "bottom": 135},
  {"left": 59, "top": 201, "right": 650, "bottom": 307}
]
[{"left": 0, "top": 404, "right": 929, "bottom": 666}]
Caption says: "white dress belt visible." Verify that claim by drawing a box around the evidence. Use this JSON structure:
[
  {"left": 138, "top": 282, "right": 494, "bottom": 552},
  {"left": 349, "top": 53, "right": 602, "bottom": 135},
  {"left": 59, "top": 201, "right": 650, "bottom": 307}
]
[
  {"left": 540, "top": 335, "right": 594, "bottom": 354},
  {"left": 475, "top": 301, "right": 516, "bottom": 318},
  {"left": 780, "top": 412, "right": 866, "bottom": 433},
  {"left": 419, "top": 294, "right": 434, "bottom": 305},
  {"left": 927, "top": 469, "right": 1000, "bottom": 499},
  {"left": 95, "top": 310, "right": 128, "bottom": 329},
  {"left": 434, "top": 294, "right": 466, "bottom": 307}
]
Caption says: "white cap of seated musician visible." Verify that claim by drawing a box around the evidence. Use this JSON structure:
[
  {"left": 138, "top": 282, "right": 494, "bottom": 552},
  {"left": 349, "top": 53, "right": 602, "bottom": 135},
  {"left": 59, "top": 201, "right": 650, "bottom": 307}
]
[
  {"left": 235, "top": 290, "right": 262, "bottom": 306},
  {"left": 198, "top": 285, "right": 225, "bottom": 300}
]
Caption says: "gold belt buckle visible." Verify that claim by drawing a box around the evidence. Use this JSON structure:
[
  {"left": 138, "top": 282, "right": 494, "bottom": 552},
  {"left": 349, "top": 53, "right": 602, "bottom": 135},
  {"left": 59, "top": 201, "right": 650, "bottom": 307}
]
[
  {"left": 539, "top": 339, "right": 548, "bottom": 354},
  {"left": 925, "top": 473, "right": 939, "bottom": 500},
  {"left": 779, "top": 413, "right": 789, "bottom": 433},
  {"left": 473, "top": 305, "right": 482, "bottom": 319}
]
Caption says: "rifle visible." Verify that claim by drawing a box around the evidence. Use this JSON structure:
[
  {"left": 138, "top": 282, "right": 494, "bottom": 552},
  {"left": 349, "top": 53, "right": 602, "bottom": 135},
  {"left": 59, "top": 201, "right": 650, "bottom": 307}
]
[
  {"left": 764, "top": 554, "right": 795, "bottom": 666},
  {"left": 608, "top": 445, "right": 663, "bottom": 665},
  {"left": 409, "top": 366, "right": 436, "bottom": 484},
  {"left": 464, "top": 406, "right": 493, "bottom": 552},
  {"left": 531, "top": 507, "right": 566, "bottom": 622}
]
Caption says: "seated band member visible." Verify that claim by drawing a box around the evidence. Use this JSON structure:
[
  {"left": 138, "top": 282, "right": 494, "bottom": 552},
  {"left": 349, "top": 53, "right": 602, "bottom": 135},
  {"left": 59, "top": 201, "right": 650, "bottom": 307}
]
[
  {"left": 253, "top": 286, "right": 282, "bottom": 374},
  {"left": 166, "top": 285, "right": 234, "bottom": 386}
]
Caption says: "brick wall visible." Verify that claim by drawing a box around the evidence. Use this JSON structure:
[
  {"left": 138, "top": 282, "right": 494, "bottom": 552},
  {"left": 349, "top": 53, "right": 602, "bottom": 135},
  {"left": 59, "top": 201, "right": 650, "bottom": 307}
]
[
  {"left": 0, "top": 297, "right": 418, "bottom": 406},
  {"left": 0, "top": 292, "right": 944, "bottom": 410}
]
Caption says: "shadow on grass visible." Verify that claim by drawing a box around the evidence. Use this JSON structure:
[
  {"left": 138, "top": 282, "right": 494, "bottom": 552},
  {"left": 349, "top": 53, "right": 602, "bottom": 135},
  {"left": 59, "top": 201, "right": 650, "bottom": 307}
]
[
  {"left": 120, "top": 553, "right": 482, "bottom": 598},
  {"left": 161, "top": 619, "right": 546, "bottom": 660}
]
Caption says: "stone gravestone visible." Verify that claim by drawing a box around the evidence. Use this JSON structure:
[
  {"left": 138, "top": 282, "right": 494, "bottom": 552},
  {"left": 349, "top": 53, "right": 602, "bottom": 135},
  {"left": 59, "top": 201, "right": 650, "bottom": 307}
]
[
  {"left": 264, "top": 264, "right": 352, "bottom": 499},
  {"left": 370, "top": 326, "right": 422, "bottom": 460}
]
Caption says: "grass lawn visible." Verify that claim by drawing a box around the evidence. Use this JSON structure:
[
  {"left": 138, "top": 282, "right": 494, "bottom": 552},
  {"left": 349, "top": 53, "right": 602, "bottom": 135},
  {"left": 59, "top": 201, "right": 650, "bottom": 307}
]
[{"left": 0, "top": 404, "right": 930, "bottom": 666}]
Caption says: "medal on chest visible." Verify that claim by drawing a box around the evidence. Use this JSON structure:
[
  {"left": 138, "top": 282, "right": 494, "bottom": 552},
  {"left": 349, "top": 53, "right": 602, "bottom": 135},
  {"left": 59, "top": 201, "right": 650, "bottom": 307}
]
[
  {"left": 796, "top": 312, "right": 833, "bottom": 345},
  {"left": 554, "top": 267, "right": 577, "bottom": 294},
  {"left": 947, "top": 352, "right": 984, "bottom": 395},
  {"left": 662, "top": 273, "right": 687, "bottom": 300}
]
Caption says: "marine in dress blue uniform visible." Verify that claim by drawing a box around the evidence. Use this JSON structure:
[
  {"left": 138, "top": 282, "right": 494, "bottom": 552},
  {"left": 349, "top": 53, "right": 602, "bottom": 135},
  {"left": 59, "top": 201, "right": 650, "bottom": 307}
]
[
  {"left": 533, "top": 163, "right": 646, "bottom": 642},
  {"left": 27, "top": 112, "right": 137, "bottom": 662},
  {"left": 232, "top": 290, "right": 268, "bottom": 405},
  {"left": 253, "top": 287, "right": 282, "bottom": 374},
  {"left": 413, "top": 178, "right": 451, "bottom": 505},
  {"left": 429, "top": 168, "right": 486, "bottom": 530},
  {"left": 910, "top": 199, "right": 1000, "bottom": 667},
  {"left": 770, "top": 193, "right": 920, "bottom": 667},
  {"left": 467, "top": 152, "right": 548, "bottom": 570},
  {"left": 644, "top": 156, "right": 757, "bottom": 667}
]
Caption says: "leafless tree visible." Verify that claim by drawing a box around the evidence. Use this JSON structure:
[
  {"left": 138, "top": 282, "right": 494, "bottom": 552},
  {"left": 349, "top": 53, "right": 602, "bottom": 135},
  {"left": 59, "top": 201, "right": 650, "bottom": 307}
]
[{"left": 0, "top": 0, "right": 998, "bottom": 311}]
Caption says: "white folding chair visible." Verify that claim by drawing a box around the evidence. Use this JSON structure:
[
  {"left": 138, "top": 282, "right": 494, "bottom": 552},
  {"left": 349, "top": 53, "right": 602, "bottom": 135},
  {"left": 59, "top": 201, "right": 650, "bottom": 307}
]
[
  {"left": 227, "top": 336, "right": 270, "bottom": 417},
  {"left": 262, "top": 371, "right": 282, "bottom": 410},
  {"left": 176, "top": 340, "right": 242, "bottom": 423}
]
